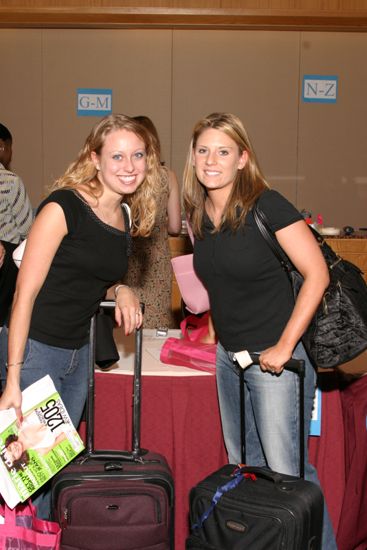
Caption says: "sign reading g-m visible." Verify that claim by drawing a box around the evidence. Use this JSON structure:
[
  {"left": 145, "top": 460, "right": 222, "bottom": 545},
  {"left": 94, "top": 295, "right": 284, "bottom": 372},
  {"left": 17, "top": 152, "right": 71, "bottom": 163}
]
[{"left": 77, "top": 88, "right": 112, "bottom": 116}]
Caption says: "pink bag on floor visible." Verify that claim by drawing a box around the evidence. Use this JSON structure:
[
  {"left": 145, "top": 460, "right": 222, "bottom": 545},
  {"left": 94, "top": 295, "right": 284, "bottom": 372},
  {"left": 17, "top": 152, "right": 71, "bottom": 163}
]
[
  {"left": 160, "top": 314, "right": 217, "bottom": 373},
  {"left": 0, "top": 501, "right": 61, "bottom": 550}
]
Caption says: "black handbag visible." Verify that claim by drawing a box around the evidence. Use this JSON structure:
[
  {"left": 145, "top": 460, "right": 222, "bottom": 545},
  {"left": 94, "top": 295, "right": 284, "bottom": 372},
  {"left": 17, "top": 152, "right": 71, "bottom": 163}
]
[{"left": 253, "top": 203, "right": 367, "bottom": 369}]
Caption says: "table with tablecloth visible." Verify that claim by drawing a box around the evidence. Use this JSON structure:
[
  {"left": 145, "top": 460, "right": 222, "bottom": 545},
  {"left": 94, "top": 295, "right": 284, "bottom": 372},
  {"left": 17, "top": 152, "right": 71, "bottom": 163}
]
[{"left": 87, "top": 328, "right": 365, "bottom": 550}]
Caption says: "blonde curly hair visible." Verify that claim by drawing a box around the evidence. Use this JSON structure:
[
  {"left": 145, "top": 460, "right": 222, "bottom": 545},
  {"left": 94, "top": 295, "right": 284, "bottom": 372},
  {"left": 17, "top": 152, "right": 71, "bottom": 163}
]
[
  {"left": 49, "top": 114, "right": 161, "bottom": 236},
  {"left": 183, "top": 112, "right": 269, "bottom": 238}
]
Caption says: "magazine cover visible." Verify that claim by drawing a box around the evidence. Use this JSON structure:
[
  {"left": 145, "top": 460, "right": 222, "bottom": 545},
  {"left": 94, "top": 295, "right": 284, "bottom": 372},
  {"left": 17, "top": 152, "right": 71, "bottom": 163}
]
[{"left": 0, "top": 375, "right": 84, "bottom": 509}]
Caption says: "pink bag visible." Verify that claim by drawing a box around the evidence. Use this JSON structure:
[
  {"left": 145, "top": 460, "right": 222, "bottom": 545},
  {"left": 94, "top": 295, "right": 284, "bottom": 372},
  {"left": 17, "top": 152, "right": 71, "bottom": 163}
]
[
  {"left": 0, "top": 501, "right": 61, "bottom": 550},
  {"left": 160, "top": 314, "right": 217, "bottom": 373},
  {"left": 171, "top": 253, "right": 210, "bottom": 315}
]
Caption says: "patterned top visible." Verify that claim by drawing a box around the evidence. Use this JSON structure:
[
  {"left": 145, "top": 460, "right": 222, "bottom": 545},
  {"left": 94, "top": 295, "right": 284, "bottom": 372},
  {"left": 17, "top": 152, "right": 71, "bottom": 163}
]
[
  {"left": 123, "top": 166, "right": 176, "bottom": 328},
  {"left": 0, "top": 162, "right": 33, "bottom": 244}
]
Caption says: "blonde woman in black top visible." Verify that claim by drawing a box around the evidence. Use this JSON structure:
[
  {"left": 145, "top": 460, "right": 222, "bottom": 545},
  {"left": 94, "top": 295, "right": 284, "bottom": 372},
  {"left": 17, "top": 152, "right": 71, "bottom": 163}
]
[
  {"left": 183, "top": 112, "right": 337, "bottom": 550},
  {"left": 0, "top": 114, "right": 161, "bottom": 518}
]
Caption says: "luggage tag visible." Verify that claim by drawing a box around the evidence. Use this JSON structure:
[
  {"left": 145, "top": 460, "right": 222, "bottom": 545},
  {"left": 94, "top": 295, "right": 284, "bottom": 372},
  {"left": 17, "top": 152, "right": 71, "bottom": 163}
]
[{"left": 233, "top": 350, "right": 253, "bottom": 369}]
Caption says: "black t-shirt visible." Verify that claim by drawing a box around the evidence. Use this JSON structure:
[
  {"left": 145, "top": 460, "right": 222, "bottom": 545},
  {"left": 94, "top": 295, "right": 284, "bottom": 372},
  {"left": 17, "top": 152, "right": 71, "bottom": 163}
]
[
  {"left": 194, "top": 190, "right": 302, "bottom": 352},
  {"left": 29, "top": 189, "right": 131, "bottom": 349}
]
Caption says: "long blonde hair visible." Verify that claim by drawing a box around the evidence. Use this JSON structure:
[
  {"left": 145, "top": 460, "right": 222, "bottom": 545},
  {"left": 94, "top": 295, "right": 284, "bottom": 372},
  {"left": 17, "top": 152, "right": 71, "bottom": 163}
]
[
  {"left": 183, "top": 112, "right": 269, "bottom": 238},
  {"left": 49, "top": 114, "right": 161, "bottom": 236}
]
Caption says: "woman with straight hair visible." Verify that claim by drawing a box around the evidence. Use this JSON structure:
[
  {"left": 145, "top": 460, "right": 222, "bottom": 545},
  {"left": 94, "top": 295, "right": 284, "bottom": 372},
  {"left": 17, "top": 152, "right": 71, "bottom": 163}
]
[{"left": 182, "top": 112, "right": 337, "bottom": 549}]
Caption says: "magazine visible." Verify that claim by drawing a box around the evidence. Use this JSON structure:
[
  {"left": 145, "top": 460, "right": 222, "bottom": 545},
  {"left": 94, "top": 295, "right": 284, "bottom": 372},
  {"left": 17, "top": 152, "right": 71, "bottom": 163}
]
[{"left": 0, "top": 375, "right": 84, "bottom": 509}]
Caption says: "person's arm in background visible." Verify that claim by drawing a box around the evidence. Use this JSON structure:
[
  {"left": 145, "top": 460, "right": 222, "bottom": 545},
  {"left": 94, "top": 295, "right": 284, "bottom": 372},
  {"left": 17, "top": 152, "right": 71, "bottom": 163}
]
[
  {"left": 200, "top": 313, "right": 217, "bottom": 344},
  {"left": 166, "top": 168, "right": 182, "bottom": 236},
  {"left": 10, "top": 176, "right": 34, "bottom": 241},
  {"left": 0, "top": 241, "right": 5, "bottom": 268}
]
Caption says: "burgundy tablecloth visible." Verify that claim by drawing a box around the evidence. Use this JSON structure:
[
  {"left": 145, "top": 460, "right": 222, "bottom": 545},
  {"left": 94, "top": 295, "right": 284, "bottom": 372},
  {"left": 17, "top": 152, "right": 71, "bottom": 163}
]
[
  {"left": 308, "top": 373, "right": 345, "bottom": 539},
  {"left": 337, "top": 375, "right": 367, "bottom": 550}
]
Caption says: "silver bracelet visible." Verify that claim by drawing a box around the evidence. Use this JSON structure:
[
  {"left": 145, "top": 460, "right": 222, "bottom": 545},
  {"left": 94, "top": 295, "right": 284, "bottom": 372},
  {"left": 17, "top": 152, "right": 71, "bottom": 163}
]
[
  {"left": 6, "top": 361, "right": 24, "bottom": 368},
  {"left": 114, "top": 284, "right": 129, "bottom": 298}
]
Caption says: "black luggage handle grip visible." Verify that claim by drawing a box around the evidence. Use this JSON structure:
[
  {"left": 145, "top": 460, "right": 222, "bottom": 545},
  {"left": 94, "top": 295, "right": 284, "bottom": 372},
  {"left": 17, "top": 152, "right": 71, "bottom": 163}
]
[{"left": 247, "top": 353, "right": 305, "bottom": 377}]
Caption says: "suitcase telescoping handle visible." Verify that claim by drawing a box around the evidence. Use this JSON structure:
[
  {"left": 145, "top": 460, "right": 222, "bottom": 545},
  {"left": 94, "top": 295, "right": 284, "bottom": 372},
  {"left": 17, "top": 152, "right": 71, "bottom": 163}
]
[
  {"left": 85, "top": 300, "right": 145, "bottom": 461},
  {"left": 234, "top": 353, "right": 305, "bottom": 479}
]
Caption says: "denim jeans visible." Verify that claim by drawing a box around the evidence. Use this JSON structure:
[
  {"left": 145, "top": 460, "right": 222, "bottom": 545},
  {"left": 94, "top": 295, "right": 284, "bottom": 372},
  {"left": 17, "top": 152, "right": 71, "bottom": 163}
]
[
  {"left": 0, "top": 326, "right": 90, "bottom": 519},
  {"left": 216, "top": 340, "right": 337, "bottom": 550}
]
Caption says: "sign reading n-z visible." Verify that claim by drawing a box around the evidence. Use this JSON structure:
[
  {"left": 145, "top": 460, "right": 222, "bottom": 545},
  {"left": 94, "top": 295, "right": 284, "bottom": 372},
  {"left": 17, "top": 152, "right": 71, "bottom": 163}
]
[
  {"left": 302, "top": 76, "right": 338, "bottom": 103},
  {"left": 77, "top": 88, "right": 112, "bottom": 116}
]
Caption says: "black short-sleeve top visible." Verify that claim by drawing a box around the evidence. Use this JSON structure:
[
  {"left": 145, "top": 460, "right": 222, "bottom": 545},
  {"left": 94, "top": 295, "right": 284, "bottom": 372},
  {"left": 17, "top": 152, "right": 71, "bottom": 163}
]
[
  {"left": 193, "top": 190, "right": 303, "bottom": 352},
  {"left": 29, "top": 189, "right": 131, "bottom": 349}
]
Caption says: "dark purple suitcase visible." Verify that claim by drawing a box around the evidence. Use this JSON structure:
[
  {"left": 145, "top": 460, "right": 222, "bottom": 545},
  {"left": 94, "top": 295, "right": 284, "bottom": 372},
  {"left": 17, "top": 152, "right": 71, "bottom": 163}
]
[
  {"left": 187, "top": 356, "right": 323, "bottom": 550},
  {"left": 51, "top": 302, "right": 174, "bottom": 550}
]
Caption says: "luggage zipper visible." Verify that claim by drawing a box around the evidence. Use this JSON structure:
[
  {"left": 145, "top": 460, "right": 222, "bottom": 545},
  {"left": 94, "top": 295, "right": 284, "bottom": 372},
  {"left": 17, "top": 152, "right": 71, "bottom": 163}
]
[
  {"left": 62, "top": 490, "right": 162, "bottom": 528},
  {"left": 61, "top": 507, "right": 68, "bottom": 528}
]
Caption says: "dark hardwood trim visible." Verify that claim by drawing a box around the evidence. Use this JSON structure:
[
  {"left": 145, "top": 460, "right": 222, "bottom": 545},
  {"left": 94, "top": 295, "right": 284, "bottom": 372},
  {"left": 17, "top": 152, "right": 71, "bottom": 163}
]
[{"left": 1, "top": 7, "right": 367, "bottom": 32}]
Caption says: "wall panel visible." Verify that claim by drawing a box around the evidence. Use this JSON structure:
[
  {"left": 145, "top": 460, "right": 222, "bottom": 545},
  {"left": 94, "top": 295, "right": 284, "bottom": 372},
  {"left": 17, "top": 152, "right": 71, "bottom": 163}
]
[
  {"left": 0, "top": 30, "right": 43, "bottom": 204},
  {"left": 298, "top": 32, "right": 367, "bottom": 227},
  {"left": 1, "top": 29, "right": 173, "bottom": 207},
  {"left": 172, "top": 30, "right": 300, "bottom": 203},
  {"left": 41, "top": 29, "right": 173, "bottom": 196}
]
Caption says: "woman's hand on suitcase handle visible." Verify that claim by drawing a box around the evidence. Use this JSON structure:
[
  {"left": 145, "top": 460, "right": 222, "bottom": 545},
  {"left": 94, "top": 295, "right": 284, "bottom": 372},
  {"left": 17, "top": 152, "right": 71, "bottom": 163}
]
[
  {"left": 114, "top": 286, "right": 143, "bottom": 335},
  {"left": 258, "top": 343, "right": 293, "bottom": 375}
]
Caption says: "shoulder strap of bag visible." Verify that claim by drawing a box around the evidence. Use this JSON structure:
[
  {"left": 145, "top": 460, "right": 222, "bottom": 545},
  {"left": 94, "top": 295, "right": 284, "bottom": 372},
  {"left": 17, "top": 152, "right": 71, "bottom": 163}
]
[
  {"left": 122, "top": 203, "right": 131, "bottom": 231},
  {"left": 252, "top": 202, "right": 294, "bottom": 274},
  {"left": 253, "top": 201, "right": 343, "bottom": 273},
  {"left": 121, "top": 203, "right": 133, "bottom": 256}
]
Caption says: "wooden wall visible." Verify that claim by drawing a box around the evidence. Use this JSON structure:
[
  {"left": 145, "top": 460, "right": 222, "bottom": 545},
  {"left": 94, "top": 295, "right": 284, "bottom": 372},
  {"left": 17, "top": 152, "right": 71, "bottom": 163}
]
[{"left": 1, "top": 1, "right": 367, "bottom": 31}]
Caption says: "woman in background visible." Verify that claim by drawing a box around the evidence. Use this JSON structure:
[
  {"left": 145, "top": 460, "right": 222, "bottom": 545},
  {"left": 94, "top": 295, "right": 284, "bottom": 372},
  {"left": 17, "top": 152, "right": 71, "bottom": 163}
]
[
  {"left": 123, "top": 116, "right": 182, "bottom": 328},
  {"left": 182, "top": 112, "right": 337, "bottom": 549}
]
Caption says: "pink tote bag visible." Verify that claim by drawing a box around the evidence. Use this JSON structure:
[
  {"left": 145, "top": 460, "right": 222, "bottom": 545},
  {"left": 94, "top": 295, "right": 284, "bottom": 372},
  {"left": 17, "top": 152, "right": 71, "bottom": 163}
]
[{"left": 171, "top": 253, "right": 210, "bottom": 315}]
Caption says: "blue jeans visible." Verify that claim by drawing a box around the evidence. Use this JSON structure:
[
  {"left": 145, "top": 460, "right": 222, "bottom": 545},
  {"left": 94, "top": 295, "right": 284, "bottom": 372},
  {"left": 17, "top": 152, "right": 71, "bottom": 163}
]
[
  {"left": 216, "top": 341, "right": 337, "bottom": 550},
  {"left": 0, "top": 327, "right": 90, "bottom": 519}
]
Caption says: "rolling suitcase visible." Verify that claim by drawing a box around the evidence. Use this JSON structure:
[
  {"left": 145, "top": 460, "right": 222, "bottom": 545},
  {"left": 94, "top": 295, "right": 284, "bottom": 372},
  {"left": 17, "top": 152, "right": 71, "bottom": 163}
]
[
  {"left": 51, "top": 301, "right": 175, "bottom": 550},
  {"left": 186, "top": 355, "right": 323, "bottom": 549}
]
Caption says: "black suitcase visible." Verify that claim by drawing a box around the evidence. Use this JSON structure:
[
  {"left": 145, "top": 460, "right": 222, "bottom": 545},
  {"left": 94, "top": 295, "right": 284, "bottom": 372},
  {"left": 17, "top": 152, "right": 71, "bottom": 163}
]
[
  {"left": 187, "top": 355, "right": 323, "bottom": 549},
  {"left": 51, "top": 301, "right": 175, "bottom": 550}
]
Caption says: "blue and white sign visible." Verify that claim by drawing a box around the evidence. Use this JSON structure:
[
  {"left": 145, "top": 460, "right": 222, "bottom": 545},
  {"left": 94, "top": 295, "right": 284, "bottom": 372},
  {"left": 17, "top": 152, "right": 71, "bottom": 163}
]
[
  {"left": 302, "top": 75, "right": 338, "bottom": 103},
  {"left": 77, "top": 88, "right": 112, "bottom": 116},
  {"left": 309, "top": 388, "right": 322, "bottom": 436}
]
